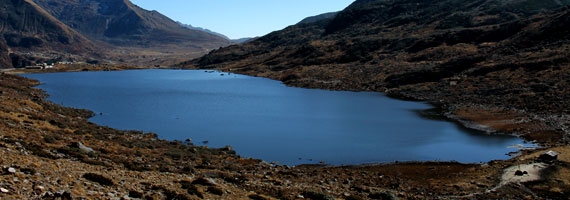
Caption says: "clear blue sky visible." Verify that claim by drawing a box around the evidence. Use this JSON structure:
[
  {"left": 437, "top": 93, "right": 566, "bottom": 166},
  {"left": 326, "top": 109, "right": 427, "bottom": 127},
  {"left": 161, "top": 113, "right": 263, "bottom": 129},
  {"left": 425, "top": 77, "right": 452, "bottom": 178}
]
[{"left": 131, "top": 0, "right": 355, "bottom": 39}]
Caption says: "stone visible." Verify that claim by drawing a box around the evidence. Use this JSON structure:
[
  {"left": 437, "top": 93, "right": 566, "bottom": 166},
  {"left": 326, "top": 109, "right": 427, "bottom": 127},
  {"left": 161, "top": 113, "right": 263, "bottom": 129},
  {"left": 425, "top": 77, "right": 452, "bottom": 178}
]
[
  {"left": 1, "top": 187, "right": 9, "bottom": 193},
  {"left": 191, "top": 177, "right": 217, "bottom": 186},
  {"left": 302, "top": 191, "right": 334, "bottom": 200},
  {"left": 70, "top": 142, "right": 95, "bottom": 153},
  {"left": 514, "top": 170, "right": 524, "bottom": 176},
  {"left": 7, "top": 167, "right": 16, "bottom": 173},
  {"left": 129, "top": 191, "right": 144, "bottom": 198},
  {"left": 220, "top": 145, "right": 236, "bottom": 154},
  {"left": 369, "top": 191, "right": 398, "bottom": 200},
  {"left": 82, "top": 173, "right": 114, "bottom": 186},
  {"left": 248, "top": 194, "right": 271, "bottom": 200},
  {"left": 54, "top": 191, "right": 72, "bottom": 199},
  {"left": 34, "top": 185, "right": 45, "bottom": 192},
  {"left": 186, "top": 184, "right": 204, "bottom": 198},
  {"left": 42, "top": 191, "right": 54, "bottom": 198},
  {"left": 220, "top": 146, "right": 232, "bottom": 151},
  {"left": 206, "top": 186, "right": 224, "bottom": 196},
  {"left": 538, "top": 151, "right": 559, "bottom": 162},
  {"left": 346, "top": 195, "right": 364, "bottom": 200}
]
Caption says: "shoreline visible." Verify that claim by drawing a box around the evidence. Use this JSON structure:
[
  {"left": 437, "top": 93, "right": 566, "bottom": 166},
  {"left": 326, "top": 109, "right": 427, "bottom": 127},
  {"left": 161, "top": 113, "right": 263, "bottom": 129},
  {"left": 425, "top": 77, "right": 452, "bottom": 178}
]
[
  {"left": 21, "top": 67, "right": 534, "bottom": 165},
  {"left": 1, "top": 66, "right": 569, "bottom": 199},
  {"left": 12, "top": 67, "right": 546, "bottom": 161}
]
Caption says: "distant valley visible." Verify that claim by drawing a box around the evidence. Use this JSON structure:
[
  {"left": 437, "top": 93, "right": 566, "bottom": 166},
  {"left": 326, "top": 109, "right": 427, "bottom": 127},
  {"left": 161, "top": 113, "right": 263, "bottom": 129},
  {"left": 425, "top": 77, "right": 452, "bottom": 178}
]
[{"left": 0, "top": 0, "right": 232, "bottom": 68}]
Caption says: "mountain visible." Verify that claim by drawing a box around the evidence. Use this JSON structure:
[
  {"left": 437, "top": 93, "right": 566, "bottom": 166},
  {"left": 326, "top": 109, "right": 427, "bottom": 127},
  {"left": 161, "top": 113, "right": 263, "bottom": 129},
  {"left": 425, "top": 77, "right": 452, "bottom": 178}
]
[
  {"left": 184, "top": 0, "right": 570, "bottom": 126},
  {"left": 231, "top": 37, "right": 255, "bottom": 44},
  {"left": 0, "top": 0, "right": 97, "bottom": 68},
  {"left": 0, "top": 0, "right": 231, "bottom": 68},
  {"left": 297, "top": 12, "right": 338, "bottom": 25},
  {"left": 32, "top": 0, "right": 230, "bottom": 49},
  {"left": 177, "top": 22, "right": 230, "bottom": 40},
  {"left": 177, "top": 22, "right": 255, "bottom": 44}
]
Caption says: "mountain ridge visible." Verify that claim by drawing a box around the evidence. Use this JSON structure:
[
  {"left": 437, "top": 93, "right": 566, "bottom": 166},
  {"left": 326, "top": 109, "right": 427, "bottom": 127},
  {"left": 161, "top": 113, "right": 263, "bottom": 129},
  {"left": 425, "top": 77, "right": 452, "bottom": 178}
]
[
  {"left": 177, "top": 22, "right": 257, "bottom": 44},
  {"left": 297, "top": 12, "right": 338, "bottom": 25},
  {"left": 177, "top": 21, "right": 230, "bottom": 40},
  {"left": 32, "top": 0, "right": 230, "bottom": 48}
]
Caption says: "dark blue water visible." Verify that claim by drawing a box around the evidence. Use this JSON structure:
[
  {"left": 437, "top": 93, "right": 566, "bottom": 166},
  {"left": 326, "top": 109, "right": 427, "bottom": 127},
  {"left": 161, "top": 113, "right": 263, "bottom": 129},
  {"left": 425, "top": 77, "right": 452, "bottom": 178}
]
[{"left": 23, "top": 69, "right": 532, "bottom": 165}]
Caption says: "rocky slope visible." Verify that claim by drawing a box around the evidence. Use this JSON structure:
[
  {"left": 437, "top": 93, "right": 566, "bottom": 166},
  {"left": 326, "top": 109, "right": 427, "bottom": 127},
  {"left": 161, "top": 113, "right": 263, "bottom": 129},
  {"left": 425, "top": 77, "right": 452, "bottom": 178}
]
[
  {"left": 0, "top": 0, "right": 98, "bottom": 68},
  {"left": 183, "top": 0, "right": 570, "bottom": 146},
  {"left": 32, "top": 0, "right": 230, "bottom": 49},
  {"left": 297, "top": 12, "right": 338, "bottom": 25}
]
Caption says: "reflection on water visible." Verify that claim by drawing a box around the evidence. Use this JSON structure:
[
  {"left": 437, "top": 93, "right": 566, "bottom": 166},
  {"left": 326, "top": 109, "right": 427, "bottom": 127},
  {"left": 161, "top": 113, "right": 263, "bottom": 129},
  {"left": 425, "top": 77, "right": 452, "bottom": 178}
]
[{"left": 24, "top": 69, "right": 534, "bottom": 165}]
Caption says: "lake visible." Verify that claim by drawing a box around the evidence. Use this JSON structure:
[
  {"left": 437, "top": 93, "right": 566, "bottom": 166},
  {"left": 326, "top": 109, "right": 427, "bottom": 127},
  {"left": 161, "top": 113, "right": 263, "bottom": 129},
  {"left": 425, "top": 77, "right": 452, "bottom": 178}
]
[{"left": 23, "top": 69, "right": 532, "bottom": 165}]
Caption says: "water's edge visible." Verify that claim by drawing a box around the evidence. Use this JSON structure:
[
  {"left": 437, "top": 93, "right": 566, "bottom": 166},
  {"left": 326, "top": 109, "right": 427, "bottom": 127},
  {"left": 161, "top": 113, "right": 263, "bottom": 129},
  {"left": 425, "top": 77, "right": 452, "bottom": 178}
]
[{"left": 21, "top": 69, "right": 535, "bottom": 166}]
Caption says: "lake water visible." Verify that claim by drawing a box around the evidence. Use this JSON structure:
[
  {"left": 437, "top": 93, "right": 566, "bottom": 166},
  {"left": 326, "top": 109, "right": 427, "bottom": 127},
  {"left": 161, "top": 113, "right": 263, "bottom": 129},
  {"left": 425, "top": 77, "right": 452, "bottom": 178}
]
[{"left": 23, "top": 69, "right": 532, "bottom": 165}]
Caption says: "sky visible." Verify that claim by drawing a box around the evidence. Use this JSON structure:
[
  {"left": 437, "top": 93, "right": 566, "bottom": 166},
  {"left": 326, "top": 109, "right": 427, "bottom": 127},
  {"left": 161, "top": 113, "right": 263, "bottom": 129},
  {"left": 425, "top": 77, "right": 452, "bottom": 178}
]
[{"left": 130, "top": 0, "right": 355, "bottom": 39}]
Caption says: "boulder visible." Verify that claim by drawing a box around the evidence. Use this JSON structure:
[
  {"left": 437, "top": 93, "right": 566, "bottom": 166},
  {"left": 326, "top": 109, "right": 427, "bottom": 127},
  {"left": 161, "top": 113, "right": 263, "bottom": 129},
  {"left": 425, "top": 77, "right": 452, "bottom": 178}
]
[
  {"left": 82, "top": 173, "right": 114, "bottom": 186},
  {"left": 70, "top": 142, "right": 94, "bottom": 153},
  {"left": 191, "top": 177, "right": 217, "bottom": 186},
  {"left": 369, "top": 191, "right": 398, "bottom": 200},
  {"left": 206, "top": 186, "right": 224, "bottom": 196},
  {"left": 186, "top": 184, "right": 204, "bottom": 198},
  {"left": 128, "top": 191, "right": 143, "bottom": 198},
  {"left": 248, "top": 194, "right": 271, "bottom": 200},
  {"left": 538, "top": 150, "right": 559, "bottom": 162},
  {"left": 34, "top": 185, "right": 46, "bottom": 192},
  {"left": 302, "top": 191, "right": 335, "bottom": 200}
]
